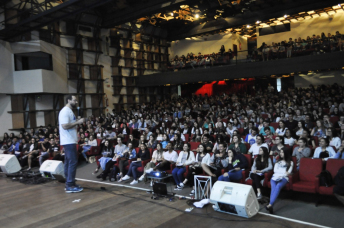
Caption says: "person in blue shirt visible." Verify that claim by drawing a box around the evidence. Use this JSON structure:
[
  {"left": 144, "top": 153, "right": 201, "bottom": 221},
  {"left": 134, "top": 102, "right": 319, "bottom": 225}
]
[
  {"left": 9, "top": 137, "right": 21, "bottom": 158},
  {"left": 161, "top": 133, "right": 170, "bottom": 149},
  {"left": 335, "top": 143, "right": 344, "bottom": 159},
  {"left": 259, "top": 120, "right": 275, "bottom": 136}
]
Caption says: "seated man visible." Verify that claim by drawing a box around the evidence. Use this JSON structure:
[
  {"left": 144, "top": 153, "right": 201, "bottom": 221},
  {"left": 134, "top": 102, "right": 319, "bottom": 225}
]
[
  {"left": 248, "top": 135, "right": 268, "bottom": 157},
  {"left": 259, "top": 120, "right": 275, "bottom": 136},
  {"left": 21, "top": 138, "right": 39, "bottom": 170},
  {"left": 245, "top": 127, "right": 258, "bottom": 145},
  {"left": 39, "top": 138, "right": 58, "bottom": 165},
  {"left": 202, "top": 134, "right": 214, "bottom": 153},
  {"left": 38, "top": 137, "right": 51, "bottom": 165},
  {"left": 292, "top": 138, "right": 311, "bottom": 170}
]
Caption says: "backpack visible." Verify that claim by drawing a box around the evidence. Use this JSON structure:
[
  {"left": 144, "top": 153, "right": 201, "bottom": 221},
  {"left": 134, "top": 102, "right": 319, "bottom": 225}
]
[{"left": 318, "top": 170, "right": 334, "bottom": 187}]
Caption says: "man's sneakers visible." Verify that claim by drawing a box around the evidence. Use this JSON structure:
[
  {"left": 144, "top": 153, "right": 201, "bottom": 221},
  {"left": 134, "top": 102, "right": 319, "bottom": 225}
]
[
  {"left": 138, "top": 175, "right": 145, "bottom": 181},
  {"left": 189, "top": 189, "right": 195, "bottom": 195},
  {"left": 65, "top": 185, "right": 83, "bottom": 193},
  {"left": 122, "top": 175, "right": 130, "bottom": 181}
]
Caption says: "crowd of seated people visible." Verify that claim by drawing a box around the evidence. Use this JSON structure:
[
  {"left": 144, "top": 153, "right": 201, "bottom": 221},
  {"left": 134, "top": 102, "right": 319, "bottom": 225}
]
[
  {"left": 169, "top": 31, "right": 344, "bottom": 70},
  {"left": 251, "top": 31, "right": 344, "bottom": 61},
  {"left": 1, "top": 82, "right": 344, "bottom": 213}
]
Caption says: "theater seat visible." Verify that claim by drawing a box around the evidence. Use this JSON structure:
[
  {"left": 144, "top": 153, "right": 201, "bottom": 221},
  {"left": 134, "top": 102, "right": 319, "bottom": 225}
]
[
  {"left": 318, "top": 159, "right": 344, "bottom": 195},
  {"left": 190, "top": 142, "right": 200, "bottom": 151},
  {"left": 292, "top": 158, "right": 322, "bottom": 194}
]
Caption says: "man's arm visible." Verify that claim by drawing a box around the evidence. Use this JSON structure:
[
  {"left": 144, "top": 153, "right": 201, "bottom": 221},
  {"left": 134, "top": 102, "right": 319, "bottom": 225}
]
[{"left": 61, "top": 118, "right": 84, "bottom": 130}]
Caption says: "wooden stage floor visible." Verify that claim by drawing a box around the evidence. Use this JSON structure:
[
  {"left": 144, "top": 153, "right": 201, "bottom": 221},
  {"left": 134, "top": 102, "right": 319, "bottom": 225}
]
[{"left": 0, "top": 176, "right": 318, "bottom": 228}]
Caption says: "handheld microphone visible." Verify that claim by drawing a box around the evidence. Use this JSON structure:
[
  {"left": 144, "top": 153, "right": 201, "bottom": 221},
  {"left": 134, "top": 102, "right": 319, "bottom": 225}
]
[{"left": 77, "top": 107, "right": 80, "bottom": 117}]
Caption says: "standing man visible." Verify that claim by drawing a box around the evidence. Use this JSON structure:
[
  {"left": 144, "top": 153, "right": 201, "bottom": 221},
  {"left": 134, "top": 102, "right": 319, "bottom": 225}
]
[{"left": 59, "top": 95, "right": 84, "bottom": 193}]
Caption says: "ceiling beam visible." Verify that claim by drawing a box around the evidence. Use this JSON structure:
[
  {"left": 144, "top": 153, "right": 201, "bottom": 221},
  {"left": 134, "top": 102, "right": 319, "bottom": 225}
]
[
  {"left": 102, "top": 0, "right": 199, "bottom": 28},
  {"left": 169, "top": 0, "right": 342, "bottom": 40}
]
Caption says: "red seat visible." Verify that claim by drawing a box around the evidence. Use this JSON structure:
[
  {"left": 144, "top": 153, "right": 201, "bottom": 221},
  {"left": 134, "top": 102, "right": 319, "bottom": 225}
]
[
  {"left": 261, "top": 114, "right": 268, "bottom": 119},
  {"left": 86, "top": 146, "right": 101, "bottom": 156},
  {"left": 184, "top": 134, "right": 189, "bottom": 142},
  {"left": 292, "top": 158, "right": 323, "bottom": 193},
  {"left": 190, "top": 142, "right": 200, "bottom": 151},
  {"left": 96, "top": 139, "right": 102, "bottom": 146},
  {"left": 318, "top": 159, "right": 344, "bottom": 195},
  {"left": 237, "top": 128, "right": 244, "bottom": 135},
  {"left": 270, "top": 122, "right": 279, "bottom": 131},
  {"left": 329, "top": 116, "right": 339, "bottom": 124}
]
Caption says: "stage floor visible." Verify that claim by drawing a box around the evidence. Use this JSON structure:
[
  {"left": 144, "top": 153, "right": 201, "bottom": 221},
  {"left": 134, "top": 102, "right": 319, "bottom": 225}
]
[{"left": 0, "top": 163, "right": 343, "bottom": 228}]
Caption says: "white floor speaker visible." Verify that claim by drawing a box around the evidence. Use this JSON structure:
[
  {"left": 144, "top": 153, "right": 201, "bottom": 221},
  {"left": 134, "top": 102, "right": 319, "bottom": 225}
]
[
  {"left": 210, "top": 181, "right": 259, "bottom": 218},
  {"left": 0, "top": 154, "right": 22, "bottom": 174},
  {"left": 39, "top": 160, "right": 65, "bottom": 178}
]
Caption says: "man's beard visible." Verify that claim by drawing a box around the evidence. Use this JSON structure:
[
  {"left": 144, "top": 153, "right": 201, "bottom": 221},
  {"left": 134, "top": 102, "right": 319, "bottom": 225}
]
[{"left": 71, "top": 103, "right": 76, "bottom": 108}]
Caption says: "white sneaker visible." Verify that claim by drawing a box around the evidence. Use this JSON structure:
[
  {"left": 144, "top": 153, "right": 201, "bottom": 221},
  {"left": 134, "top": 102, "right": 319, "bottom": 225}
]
[
  {"left": 146, "top": 168, "right": 153, "bottom": 173},
  {"left": 130, "top": 180, "right": 138, "bottom": 185},
  {"left": 150, "top": 180, "right": 153, "bottom": 187},
  {"left": 122, "top": 175, "right": 130, "bottom": 181},
  {"left": 138, "top": 175, "right": 144, "bottom": 181},
  {"left": 179, "top": 183, "right": 184, "bottom": 187}
]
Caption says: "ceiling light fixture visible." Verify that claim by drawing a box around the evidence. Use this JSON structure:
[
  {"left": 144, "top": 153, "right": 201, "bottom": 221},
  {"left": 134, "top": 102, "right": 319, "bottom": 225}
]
[
  {"left": 195, "top": 14, "right": 199, "bottom": 18},
  {"left": 284, "top": 14, "right": 288, "bottom": 18},
  {"left": 171, "top": 13, "right": 174, "bottom": 16},
  {"left": 256, "top": 21, "right": 260, "bottom": 24},
  {"left": 247, "top": 25, "right": 250, "bottom": 28}
]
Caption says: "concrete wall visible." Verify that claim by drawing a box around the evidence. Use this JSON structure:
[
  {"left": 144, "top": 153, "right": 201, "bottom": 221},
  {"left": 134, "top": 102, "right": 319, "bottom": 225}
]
[
  {"left": 0, "top": 95, "right": 14, "bottom": 138},
  {"left": 257, "top": 11, "right": 344, "bottom": 46},
  {"left": 170, "top": 33, "right": 248, "bottom": 60},
  {"left": 0, "top": 41, "right": 14, "bottom": 93},
  {"left": 295, "top": 70, "right": 344, "bottom": 87}
]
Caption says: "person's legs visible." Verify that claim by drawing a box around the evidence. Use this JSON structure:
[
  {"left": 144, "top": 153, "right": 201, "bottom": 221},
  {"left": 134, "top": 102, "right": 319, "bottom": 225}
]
[
  {"left": 269, "top": 178, "right": 288, "bottom": 206},
  {"left": 177, "top": 167, "right": 186, "bottom": 184},
  {"left": 39, "top": 153, "right": 50, "bottom": 166},
  {"left": 119, "top": 159, "right": 128, "bottom": 174},
  {"left": 63, "top": 144, "right": 78, "bottom": 188},
  {"left": 172, "top": 167, "right": 180, "bottom": 185},
  {"left": 81, "top": 150, "right": 87, "bottom": 161},
  {"left": 131, "top": 162, "right": 142, "bottom": 180},
  {"left": 126, "top": 162, "right": 134, "bottom": 177},
  {"left": 228, "top": 170, "right": 243, "bottom": 182},
  {"left": 218, "top": 174, "right": 230, "bottom": 182},
  {"left": 102, "top": 160, "right": 116, "bottom": 179},
  {"left": 27, "top": 151, "right": 38, "bottom": 169}
]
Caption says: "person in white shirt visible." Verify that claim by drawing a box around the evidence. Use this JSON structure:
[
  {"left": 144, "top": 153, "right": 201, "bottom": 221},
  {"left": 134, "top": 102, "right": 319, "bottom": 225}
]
[
  {"left": 154, "top": 142, "right": 178, "bottom": 171},
  {"left": 326, "top": 127, "right": 341, "bottom": 150},
  {"left": 173, "top": 143, "right": 196, "bottom": 190},
  {"left": 313, "top": 138, "right": 337, "bottom": 161},
  {"left": 59, "top": 95, "right": 85, "bottom": 193},
  {"left": 80, "top": 135, "right": 97, "bottom": 162},
  {"left": 284, "top": 129, "right": 296, "bottom": 147},
  {"left": 226, "top": 122, "right": 237, "bottom": 137},
  {"left": 266, "top": 148, "right": 293, "bottom": 214},
  {"left": 248, "top": 135, "right": 268, "bottom": 157},
  {"left": 274, "top": 121, "right": 287, "bottom": 136}
]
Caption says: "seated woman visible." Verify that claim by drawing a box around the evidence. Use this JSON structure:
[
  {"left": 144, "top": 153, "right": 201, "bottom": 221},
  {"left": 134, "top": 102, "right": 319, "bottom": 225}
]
[
  {"left": 228, "top": 135, "right": 247, "bottom": 154},
  {"left": 335, "top": 142, "right": 344, "bottom": 159},
  {"left": 98, "top": 137, "right": 128, "bottom": 180},
  {"left": 93, "top": 140, "right": 113, "bottom": 175},
  {"left": 81, "top": 135, "right": 97, "bottom": 162},
  {"left": 201, "top": 142, "right": 229, "bottom": 182},
  {"left": 119, "top": 143, "right": 150, "bottom": 185},
  {"left": 138, "top": 143, "right": 164, "bottom": 183},
  {"left": 326, "top": 127, "right": 341, "bottom": 150},
  {"left": 173, "top": 143, "right": 196, "bottom": 190},
  {"left": 249, "top": 147, "right": 272, "bottom": 199},
  {"left": 311, "top": 120, "right": 326, "bottom": 138},
  {"left": 313, "top": 137, "right": 336, "bottom": 161},
  {"left": 275, "top": 121, "right": 287, "bottom": 136},
  {"left": 154, "top": 142, "right": 178, "bottom": 171},
  {"left": 146, "top": 135, "right": 157, "bottom": 150},
  {"left": 269, "top": 136, "right": 285, "bottom": 163},
  {"left": 182, "top": 144, "right": 209, "bottom": 195},
  {"left": 173, "top": 134, "right": 184, "bottom": 151},
  {"left": 284, "top": 129, "right": 296, "bottom": 147},
  {"left": 266, "top": 148, "right": 293, "bottom": 214},
  {"left": 218, "top": 148, "right": 248, "bottom": 182},
  {"left": 115, "top": 142, "right": 137, "bottom": 181}
]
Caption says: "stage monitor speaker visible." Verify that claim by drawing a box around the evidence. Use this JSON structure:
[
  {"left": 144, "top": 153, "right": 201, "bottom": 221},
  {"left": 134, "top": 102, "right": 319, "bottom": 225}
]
[
  {"left": 39, "top": 160, "right": 64, "bottom": 178},
  {"left": 210, "top": 181, "right": 259, "bottom": 218},
  {"left": 0, "top": 154, "right": 21, "bottom": 174}
]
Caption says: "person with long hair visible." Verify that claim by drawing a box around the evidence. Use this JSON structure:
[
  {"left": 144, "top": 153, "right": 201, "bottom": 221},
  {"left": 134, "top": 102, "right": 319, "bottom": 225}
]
[
  {"left": 249, "top": 147, "right": 272, "bottom": 199},
  {"left": 173, "top": 143, "right": 196, "bottom": 190},
  {"left": 218, "top": 149, "right": 248, "bottom": 182},
  {"left": 311, "top": 120, "right": 326, "bottom": 138},
  {"left": 138, "top": 143, "right": 164, "bottom": 183},
  {"left": 183, "top": 144, "right": 209, "bottom": 195},
  {"left": 93, "top": 140, "right": 113, "bottom": 175},
  {"left": 173, "top": 134, "right": 184, "bottom": 151},
  {"left": 275, "top": 121, "right": 287, "bottom": 136},
  {"left": 326, "top": 127, "right": 341, "bottom": 150},
  {"left": 119, "top": 143, "right": 150, "bottom": 185},
  {"left": 265, "top": 148, "right": 293, "bottom": 214},
  {"left": 228, "top": 135, "right": 247, "bottom": 154},
  {"left": 161, "top": 133, "right": 170, "bottom": 149},
  {"left": 270, "top": 136, "right": 285, "bottom": 163},
  {"left": 114, "top": 142, "right": 137, "bottom": 181}
]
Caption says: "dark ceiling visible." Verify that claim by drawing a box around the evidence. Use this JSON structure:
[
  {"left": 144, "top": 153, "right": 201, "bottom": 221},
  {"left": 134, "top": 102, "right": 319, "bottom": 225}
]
[{"left": 0, "top": 0, "right": 343, "bottom": 41}]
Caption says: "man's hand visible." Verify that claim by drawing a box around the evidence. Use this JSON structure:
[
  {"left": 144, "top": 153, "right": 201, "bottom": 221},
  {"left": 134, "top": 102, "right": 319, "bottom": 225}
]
[
  {"left": 223, "top": 173, "right": 229, "bottom": 177},
  {"left": 235, "top": 167, "right": 240, "bottom": 171},
  {"left": 77, "top": 118, "right": 85, "bottom": 125}
]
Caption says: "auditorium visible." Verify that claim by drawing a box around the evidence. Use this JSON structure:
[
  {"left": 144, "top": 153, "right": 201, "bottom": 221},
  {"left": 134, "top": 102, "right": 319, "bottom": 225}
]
[{"left": 1, "top": 0, "right": 344, "bottom": 227}]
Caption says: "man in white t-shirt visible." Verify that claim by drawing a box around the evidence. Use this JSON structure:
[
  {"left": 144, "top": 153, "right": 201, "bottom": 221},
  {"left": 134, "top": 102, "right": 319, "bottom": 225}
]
[
  {"left": 248, "top": 135, "right": 268, "bottom": 157},
  {"left": 59, "top": 95, "right": 84, "bottom": 193}
]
